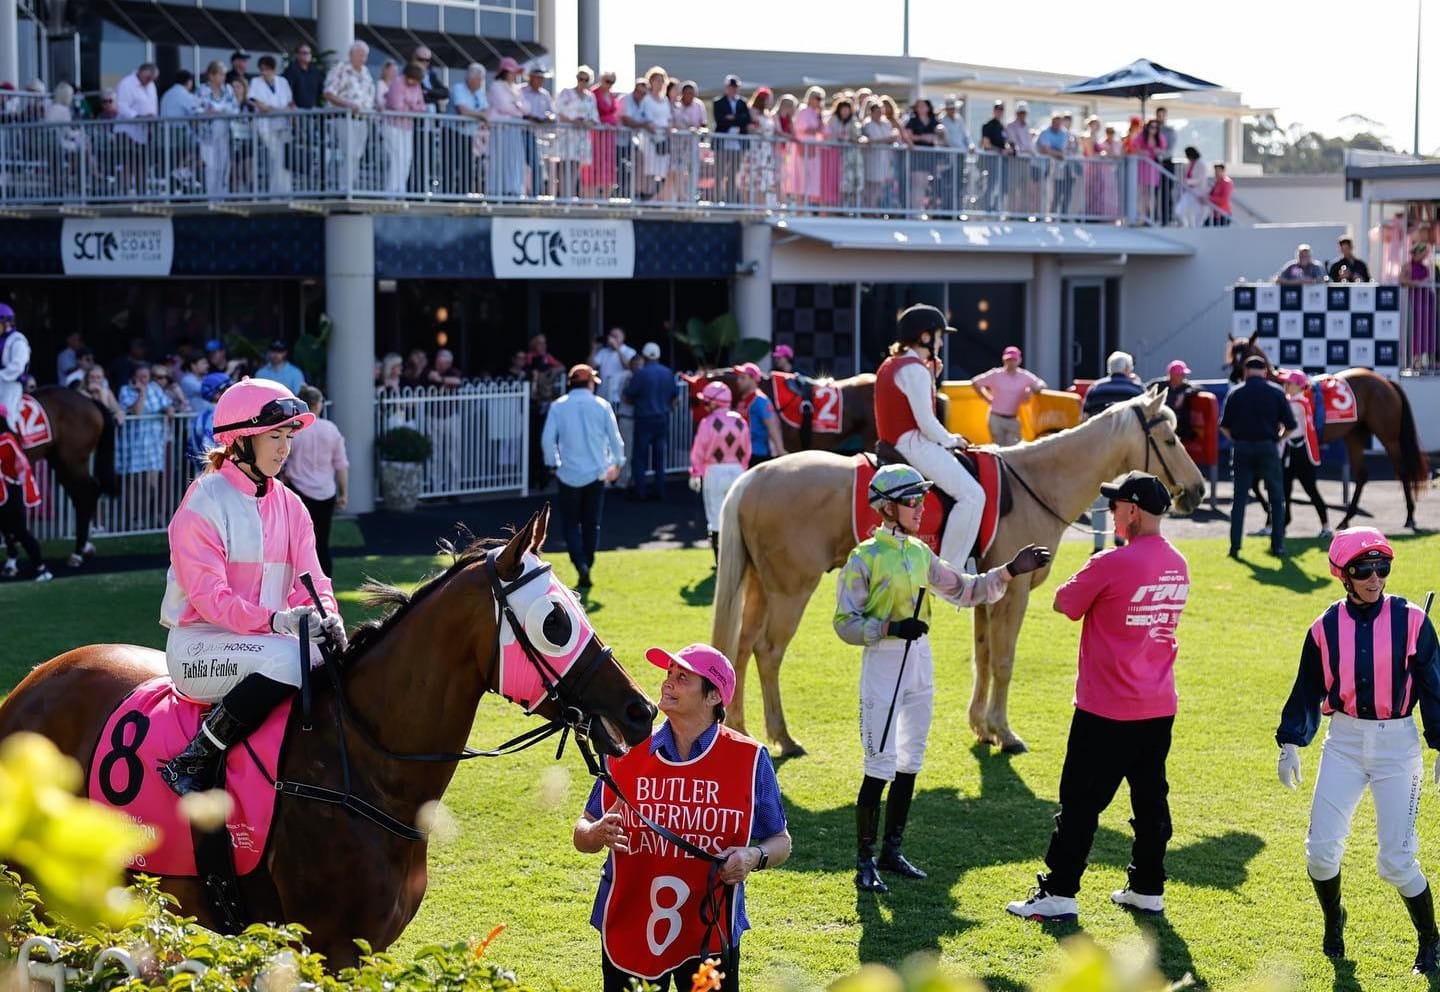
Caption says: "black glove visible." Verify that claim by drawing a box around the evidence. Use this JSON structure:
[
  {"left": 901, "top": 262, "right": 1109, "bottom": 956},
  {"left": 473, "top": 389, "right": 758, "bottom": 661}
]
[
  {"left": 889, "top": 617, "right": 929, "bottom": 641},
  {"left": 1005, "top": 544, "right": 1053, "bottom": 577}
]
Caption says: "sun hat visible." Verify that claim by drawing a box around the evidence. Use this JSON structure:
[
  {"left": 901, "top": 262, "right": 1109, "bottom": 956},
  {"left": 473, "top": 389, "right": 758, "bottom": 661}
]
[
  {"left": 646, "top": 643, "right": 736, "bottom": 707},
  {"left": 567, "top": 363, "right": 600, "bottom": 386},
  {"left": 498, "top": 56, "right": 522, "bottom": 74}
]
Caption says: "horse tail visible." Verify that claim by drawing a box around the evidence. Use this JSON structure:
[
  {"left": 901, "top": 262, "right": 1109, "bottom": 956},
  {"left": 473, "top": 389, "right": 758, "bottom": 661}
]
[
  {"left": 93, "top": 401, "right": 118, "bottom": 496},
  {"left": 711, "top": 469, "right": 757, "bottom": 663},
  {"left": 1393, "top": 379, "right": 1430, "bottom": 498}
]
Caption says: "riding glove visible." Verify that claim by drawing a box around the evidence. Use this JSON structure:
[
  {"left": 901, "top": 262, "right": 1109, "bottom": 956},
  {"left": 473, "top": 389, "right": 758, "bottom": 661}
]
[
  {"left": 320, "top": 613, "right": 348, "bottom": 653},
  {"left": 1277, "top": 743, "right": 1302, "bottom": 790},
  {"left": 688, "top": 475, "right": 703, "bottom": 494},
  {"left": 271, "top": 606, "right": 324, "bottom": 643},
  {"left": 889, "top": 618, "right": 929, "bottom": 641},
  {"left": 1005, "top": 544, "right": 1054, "bottom": 577}
]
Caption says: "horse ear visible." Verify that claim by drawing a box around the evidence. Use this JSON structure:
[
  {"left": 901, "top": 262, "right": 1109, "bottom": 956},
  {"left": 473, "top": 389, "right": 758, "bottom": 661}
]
[
  {"left": 496, "top": 511, "right": 539, "bottom": 579},
  {"left": 532, "top": 504, "right": 550, "bottom": 554},
  {"left": 1248, "top": 330, "right": 1259, "bottom": 346}
]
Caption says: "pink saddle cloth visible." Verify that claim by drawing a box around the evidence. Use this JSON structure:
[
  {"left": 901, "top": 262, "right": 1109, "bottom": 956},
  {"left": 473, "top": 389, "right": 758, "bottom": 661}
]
[{"left": 86, "top": 677, "right": 292, "bottom": 877}]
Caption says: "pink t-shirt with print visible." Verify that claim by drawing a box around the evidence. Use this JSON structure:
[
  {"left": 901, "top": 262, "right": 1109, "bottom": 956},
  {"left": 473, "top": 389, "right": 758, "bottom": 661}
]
[{"left": 1052, "top": 534, "right": 1189, "bottom": 721}]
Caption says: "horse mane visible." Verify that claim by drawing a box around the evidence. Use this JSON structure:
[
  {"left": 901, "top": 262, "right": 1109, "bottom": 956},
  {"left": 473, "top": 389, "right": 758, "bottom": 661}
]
[{"left": 342, "top": 535, "right": 506, "bottom": 663}]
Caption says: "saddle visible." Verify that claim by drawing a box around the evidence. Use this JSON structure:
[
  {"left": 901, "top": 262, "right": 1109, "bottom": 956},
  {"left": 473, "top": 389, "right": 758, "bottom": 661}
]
[{"left": 860, "top": 441, "right": 1012, "bottom": 561}]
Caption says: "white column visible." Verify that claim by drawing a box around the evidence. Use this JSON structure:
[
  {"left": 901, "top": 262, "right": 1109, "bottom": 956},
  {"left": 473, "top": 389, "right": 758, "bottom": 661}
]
[
  {"left": 538, "top": 0, "right": 557, "bottom": 70},
  {"left": 0, "top": 0, "right": 19, "bottom": 87},
  {"left": 1029, "top": 255, "right": 1062, "bottom": 387},
  {"left": 735, "top": 222, "right": 773, "bottom": 365},
  {"left": 317, "top": 0, "right": 353, "bottom": 73},
  {"left": 325, "top": 214, "right": 376, "bottom": 513},
  {"left": 577, "top": 0, "right": 599, "bottom": 74}
]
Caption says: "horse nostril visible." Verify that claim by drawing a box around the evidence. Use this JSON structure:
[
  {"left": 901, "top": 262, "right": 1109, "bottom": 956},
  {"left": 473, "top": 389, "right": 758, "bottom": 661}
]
[{"left": 626, "top": 701, "right": 656, "bottom": 726}]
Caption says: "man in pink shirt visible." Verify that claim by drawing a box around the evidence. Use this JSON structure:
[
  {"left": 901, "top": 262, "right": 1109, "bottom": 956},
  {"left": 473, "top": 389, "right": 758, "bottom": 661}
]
[
  {"left": 971, "top": 345, "right": 1045, "bottom": 446},
  {"left": 1006, "top": 470, "right": 1189, "bottom": 923}
]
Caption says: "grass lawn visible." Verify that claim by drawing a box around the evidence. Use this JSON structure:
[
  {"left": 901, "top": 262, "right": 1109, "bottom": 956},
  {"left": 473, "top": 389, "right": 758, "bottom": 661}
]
[{"left": 4, "top": 533, "right": 1440, "bottom": 990}]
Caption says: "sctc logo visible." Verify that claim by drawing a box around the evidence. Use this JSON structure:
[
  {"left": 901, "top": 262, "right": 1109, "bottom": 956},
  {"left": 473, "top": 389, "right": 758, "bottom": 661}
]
[
  {"left": 72, "top": 230, "right": 118, "bottom": 261},
  {"left": 510, "top": 229, "right": 568, "bottom": 268}
]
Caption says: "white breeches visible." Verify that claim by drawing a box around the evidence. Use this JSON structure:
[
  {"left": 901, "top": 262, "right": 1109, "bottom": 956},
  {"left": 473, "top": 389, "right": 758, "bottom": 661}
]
[
  {"left": 859, "top": 637, "right": 934, "bottom": 780},
  {"left": 702, "top": 463, "right": 743, "bottom": 532},
  {"left": 1307, "top": 711, "right": 1426, "bottom": 896},
  {"left": 166, "top": 623, "right": 319, "bottom": 704},
  {"left": 895, "top": 431, "right": 984, "bottom": 565}
]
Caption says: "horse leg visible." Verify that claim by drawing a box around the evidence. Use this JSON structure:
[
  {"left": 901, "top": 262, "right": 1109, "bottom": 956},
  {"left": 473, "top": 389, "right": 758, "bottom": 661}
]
[
  {"left": 969, "top": 603, "right": 996, "bottom": 746},
  {"left": 726, "top": 570, "right": 768, "bottom": 740},
  {"left": 755, "top": 588, "right": 814, "bottom": 758},
  {"left": 1379, "top": 435, "right": 1421, "bottom": 530},
  {"left": 1336, "top": 434, "right": 1368, "bottom": 531},
  {"left": 65, "top": 471, "right": 99, "bottom": 566},
  {"left": 984, "top": 580, "right": 1033, "bottom": 755}
]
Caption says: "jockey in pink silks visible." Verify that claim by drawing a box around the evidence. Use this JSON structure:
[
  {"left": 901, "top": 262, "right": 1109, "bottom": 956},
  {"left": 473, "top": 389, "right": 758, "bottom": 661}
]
[
  {"left": 689, "top": 380, "right": 750, "bottom": 565},
  {"left": 158, "top": 377, "right": 346, "bottom": 796}
]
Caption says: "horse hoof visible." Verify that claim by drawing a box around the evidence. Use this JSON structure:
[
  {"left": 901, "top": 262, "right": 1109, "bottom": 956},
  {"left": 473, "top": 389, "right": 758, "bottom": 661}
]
[
  {"left": 1000, "top": 738, "right": 1029, "bottom": 755},
  {"left": 778, "top": 742, "right": 807, "bottom": 759},
  {"left": 975, "top": 736, "right": 993, "bottom": 748}
]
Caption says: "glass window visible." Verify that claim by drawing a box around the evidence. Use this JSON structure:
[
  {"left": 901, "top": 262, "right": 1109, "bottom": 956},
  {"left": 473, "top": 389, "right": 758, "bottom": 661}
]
[
  {"left": 368, "top": 0, "right": 404, "bottom": 26},
  {"left": 247, "top": 0, "right": 286, "bottom": 16},
  {"left": 856, "top": 283, "right": 943, "bottom": 373},
  {"left": 514, "top": 12, "right": 534, "bottom": 40},
  {"left": 291, "top": 0, "right": 315, "bottom": 18},
  {"left": 100, "top": 20, "right": 150, "bottom": 90},
  {"left": 405, "top": 0, "right": 439, "bottom": 30},
  {"left": 514, "top": 0, "right": 534, "bottom": 9},
  {"left": 355, "top": 0, "right": 365, "bottom": 22},
  {"left": 440, "top": 6, "right": 475, "bottom": 34},
  {"left": 945, "top": 283, "right": 1025, "bottom": 380},
  {"left": 479, "top": 9, "right": 511, "bottom": 35}
]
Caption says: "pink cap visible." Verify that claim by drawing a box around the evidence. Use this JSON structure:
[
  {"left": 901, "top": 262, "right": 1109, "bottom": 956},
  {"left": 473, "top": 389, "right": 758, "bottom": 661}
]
[
  {"left": 498, "top": 57, "right": 522, "bottom": 74},
  {"left": 1327, "top": 526, "right": 1393, "bottom": 578},
  {"left": 700, "top": 381, "right": 731, "bottom": 407},
  {"left": 1167, "top": 360, "right": 1191, "bottom": 376},
  {"left": 646, "top": 643, "right": 736, "bottom": 706},
  {"left": 1002, "top": 346, "right": 1022, "bottom": 362},
  {"left": 733, "top": 362, "right": 763, "bottom": 381},
  {"left": 1284, "top": 369, "right": 1309, "bottom": 386},
  {"left": 772, "top": 344, "right": 794, "bottom": 360}
]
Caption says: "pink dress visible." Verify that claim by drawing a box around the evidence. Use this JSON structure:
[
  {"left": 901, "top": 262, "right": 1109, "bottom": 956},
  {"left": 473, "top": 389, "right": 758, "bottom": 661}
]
[
  {"left": 793, "top": 106, "right": 825, "bottom": 201},
  {"left": 588, "top": 88, "right": 620, "bottom": 191}
]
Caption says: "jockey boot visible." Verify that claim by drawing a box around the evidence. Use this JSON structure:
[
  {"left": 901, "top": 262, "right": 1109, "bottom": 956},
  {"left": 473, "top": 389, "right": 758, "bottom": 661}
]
[
  {"left": 710, "top": 532, "right": 719, "bottom": 567},
  {"left": 1402, "top": 884, "right": 1440, "bottom": 976},
  {"left": 159, "top": 704, "right": 248, "bottom": 797},
  {"left": 855, "top": 804, "right": 888, "bottom": 894},
  {"left": 878, "top": 771, "right": 927, "bottom": 879},
  {"left": 1309, "top": 872, "right": 1346, "bottom": 958}
]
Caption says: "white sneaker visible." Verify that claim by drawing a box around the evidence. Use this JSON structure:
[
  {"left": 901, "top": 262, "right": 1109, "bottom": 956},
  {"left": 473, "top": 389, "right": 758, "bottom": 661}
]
[
  {"left": 33, "top": 567, "right": 53, "bottom": 583},
  {"left": 1005, "top": 885, "right": 1078, "bottom": 922},
  {"left": 1, "top": 558, "right": 16, "bottom": 578},
  {"left": 1110, "top": 888, "right": 1164, "bottom": 914},
  {"left": 1249, "top": 525, "right": 1271, "bottom": 537}
]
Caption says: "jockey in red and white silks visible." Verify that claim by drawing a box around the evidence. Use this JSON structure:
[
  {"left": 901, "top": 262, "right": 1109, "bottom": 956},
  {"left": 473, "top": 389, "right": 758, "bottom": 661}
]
[
  {"left": 158, "top": 377, "right": 345, "bottom": 796},
  {"left": 1276, "top": 527, "right": 1440, "bottom": 974},
  {"left": 0, "top": 304, "right": 30, "bottom": 433},
  {"left": 873, "top": 304, "right": 984, "bottom": 566}
]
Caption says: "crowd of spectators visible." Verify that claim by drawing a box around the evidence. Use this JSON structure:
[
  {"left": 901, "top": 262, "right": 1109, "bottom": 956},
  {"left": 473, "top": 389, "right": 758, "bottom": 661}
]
[{"left": 1, "top": 58, "right": 1232, "bottom": 222}]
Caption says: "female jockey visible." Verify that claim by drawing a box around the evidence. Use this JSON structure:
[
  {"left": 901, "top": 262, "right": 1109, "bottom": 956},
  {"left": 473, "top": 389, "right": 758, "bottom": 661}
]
[
  {"left": 159, "top": 377, "right": 345, "bottom": 797},
  {"left": 0, "top": 403, "right": 50, "bottom": 582},
  {"left": 1280, "top": 369, "right": 1330, "bottom": 539},
  {"left": 688, "top": 380, "right": 750, "bottom": 564},
  {"left": 834, "top": 463, "right": 1050, "bottom": 893},
  {"left": 873, "top": 304, "right": 984, "bottom": 569},
  {"left": 1276, "top": 527, "right": 1440, "bottom": 975}
]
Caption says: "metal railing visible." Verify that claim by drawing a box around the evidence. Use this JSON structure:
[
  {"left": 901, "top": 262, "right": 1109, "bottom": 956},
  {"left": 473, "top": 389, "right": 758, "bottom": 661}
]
[
  {"left": 1405, "top": 277, "right": 1438, "bottom": 374},
  {"left": 373, "top": 381, "right": 530, "bottom": 501},
  {"left": 0, "top": 110, "right": 1212, "bottom": 225}
]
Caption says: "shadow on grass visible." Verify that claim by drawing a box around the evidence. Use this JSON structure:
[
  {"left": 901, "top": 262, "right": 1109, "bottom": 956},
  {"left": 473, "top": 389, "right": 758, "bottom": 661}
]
[
  {"left": 780, "top": 746, "right": 1260, "bottom": 982},
  {"left": 679, "top": 572, "right": 716, "bottom": 607},
  {"left": 1230, "top": 555, "right": 1330, "bottom": 592}
]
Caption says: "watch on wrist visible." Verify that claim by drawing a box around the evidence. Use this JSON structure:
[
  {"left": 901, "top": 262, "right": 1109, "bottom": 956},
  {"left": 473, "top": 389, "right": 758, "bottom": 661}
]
[{"left": 753, "top": 846, "right": 768, "bottom": 870}]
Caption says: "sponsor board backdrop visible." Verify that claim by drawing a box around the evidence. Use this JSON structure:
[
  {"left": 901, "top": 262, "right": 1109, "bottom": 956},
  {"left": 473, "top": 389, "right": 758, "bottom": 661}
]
[
  {"left": 1232, "top": 282, "right": 1402, "bottom": 378},
  {"left": 490, "top": 218, "right": 635, "bottom": 279}
]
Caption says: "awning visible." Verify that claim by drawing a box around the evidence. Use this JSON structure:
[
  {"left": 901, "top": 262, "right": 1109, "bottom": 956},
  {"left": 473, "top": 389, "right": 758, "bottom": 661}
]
[{"left": 771, "top": 217, "right": 1194, "bottom": 256}]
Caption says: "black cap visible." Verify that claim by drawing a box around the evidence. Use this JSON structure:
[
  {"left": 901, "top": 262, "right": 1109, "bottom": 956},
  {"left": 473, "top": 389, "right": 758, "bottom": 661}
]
[
  {"left": 230, "top": 50, "right": 251, "bottom": 61},
  {"left": 1100, "top": 471, "right": 1172, "bottom": 515},
  {"left": 1243, "top": 355, "right": 1268, "bottom": 370},
  {"left": 896, "top": 304, "right": 955, "bottom": 345},
  {"left": 268, "top": 338, "right": 288, "bottom": 352}
]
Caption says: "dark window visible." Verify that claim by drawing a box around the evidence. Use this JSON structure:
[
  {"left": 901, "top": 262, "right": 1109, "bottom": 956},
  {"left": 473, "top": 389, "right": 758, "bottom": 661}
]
[
  {"left": 404, "top": 0, "right": 438, "bottom": 30},
  {"left": 479, "top": 9, "right": 511, "bottom": 35},
  {"left": 945, "top": 283, "right": 1025, "bottom": 380},
  {"left": 514, "top": 12, "right": 534, "bottom": 39},
  {"left": 856, "top": 283, "right": 943, "bottom": 373},
  {"left": 368, "top": 0, "right": 404, "bottom": 27}
]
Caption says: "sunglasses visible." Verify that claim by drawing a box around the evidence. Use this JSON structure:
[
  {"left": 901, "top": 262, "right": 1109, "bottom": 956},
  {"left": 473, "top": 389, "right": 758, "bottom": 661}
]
[
  {"left": 1346, "top": 559, "right": 1391, "bottom": 579},
  {"left": 893, "top": 494, "right": 926, "bottom": 508}
]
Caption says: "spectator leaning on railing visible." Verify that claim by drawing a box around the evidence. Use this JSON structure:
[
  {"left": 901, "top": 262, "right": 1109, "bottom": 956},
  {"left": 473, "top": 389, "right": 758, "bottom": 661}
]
[
  {"left": 283, "top": 44, "right": 323, "bottom": 111},
  {"left": 114, "top": 62, "right": 158, "bottom": 191},
  {"left": 449, "top": 63, "right": 489, "bottom": 195},
  {"left": 1275, "top": 243, "right": 1328, "bottom": 284},
  {"left": 323, "top": 41, "right": 375, "bottom": 189},
  {"left": 249, "top": 56, "right": 294, "bottom": 194}
]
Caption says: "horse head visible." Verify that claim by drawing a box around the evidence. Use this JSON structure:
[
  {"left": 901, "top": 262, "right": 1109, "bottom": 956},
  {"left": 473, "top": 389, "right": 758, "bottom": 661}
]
[
  {"left": 1125, "top": 390, "right": 1208, "bottom": 515},
  {"left": 1225, "top": 330, "right": 1264, "bottom": 384},
  {"left": 485, "top": 507, "right": 656, "bottom": 756}
]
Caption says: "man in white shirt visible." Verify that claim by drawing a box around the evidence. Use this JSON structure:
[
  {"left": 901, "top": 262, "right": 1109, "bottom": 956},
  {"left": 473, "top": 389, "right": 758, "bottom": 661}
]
[
  {"left": 323, "top": 40, "right": 375, "bottom": 188},
  {"left": 520, "top": 64, "right": 555, "bottom": 196},
  {"left": 937, "top": 96, "right": 972, "bottom": 217},
  {"left": 249, "top": 55, "right": 294, "bottom": 193},
  {"left": 1003, "top": 102, "right": 1038, "bottom": 213},
  {"left": 115, "top": 62, "right": 159, "bottom": 191},
  {"left": 590, "top": 327, "right": 636, "bottom": 406}
]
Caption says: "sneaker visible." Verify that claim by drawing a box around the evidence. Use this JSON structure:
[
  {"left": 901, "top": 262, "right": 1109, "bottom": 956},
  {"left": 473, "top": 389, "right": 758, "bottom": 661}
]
[
  {"left": 1319, "top": 527, "right": 1334, "bottom": 540},
  {"left": 1111, "top": 888, "right": 1164, "bottom": 914},
  {"left": 33, "top": 567, "right": 53, "bottom": 583},
  {"left": 1, "top": 558, "right": 16, "bottom": 578},
  {"left": 1249, "top": 525, "right": 1271, "bottom": 537},
  {"left": 1005, "top": 882, "right": 1078, "bottom": 922}
]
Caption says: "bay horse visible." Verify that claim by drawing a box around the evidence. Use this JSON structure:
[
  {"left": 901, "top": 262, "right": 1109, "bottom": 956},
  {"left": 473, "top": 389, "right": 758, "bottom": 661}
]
[
  {"left": 711, "top": 391, "right": 1206, "bottom": 757},
  {"left": 19, "top": 386, "right": 117, "bottom": 566},
  {"left": 1226, "top": 332, "right": 1429, "bottom": 530},
  {"left": 682, "top": 370, "right": 879, "bottom": 454},
  {"left": 0, "top": 507, "right": 656, "bottom": 966}
]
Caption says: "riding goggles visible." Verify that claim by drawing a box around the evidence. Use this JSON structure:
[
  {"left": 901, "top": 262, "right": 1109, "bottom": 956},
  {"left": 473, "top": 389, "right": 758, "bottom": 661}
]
[
  {"left": 213, "top": 396, "right": 309, "bottom": 435},
  {"left": 893, "top": 494, "right": 927, "bottom": 508},
  {"left": 1345, "top": 559, "right": 1391, "bottom": 580}
]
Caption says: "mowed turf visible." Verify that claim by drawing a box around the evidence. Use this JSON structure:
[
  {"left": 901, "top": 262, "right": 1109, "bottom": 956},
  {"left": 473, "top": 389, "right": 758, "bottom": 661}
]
[{"left": 4, "top": 533, "right": 1440, "bottom": 990}]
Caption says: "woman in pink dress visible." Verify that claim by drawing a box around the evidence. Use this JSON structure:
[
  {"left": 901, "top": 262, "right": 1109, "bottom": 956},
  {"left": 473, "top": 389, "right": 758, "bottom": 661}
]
[
  {"left": 1127, "top": 117, "right": 1165, "bottom": 223},
  {"left": 776, "top": 94, "right": 799, "bottom": 201},
  {"left": 587, "top": 70, "right": 620, "bottom": 198},
  {"left": 793, "top": 86, "right": 827, "bottom": 207}
]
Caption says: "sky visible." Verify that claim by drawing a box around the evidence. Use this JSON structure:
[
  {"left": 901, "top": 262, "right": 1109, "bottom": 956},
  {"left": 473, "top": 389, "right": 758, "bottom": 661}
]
[{"left": 554, "top": 0, "right": 1438, "bottom": 155}]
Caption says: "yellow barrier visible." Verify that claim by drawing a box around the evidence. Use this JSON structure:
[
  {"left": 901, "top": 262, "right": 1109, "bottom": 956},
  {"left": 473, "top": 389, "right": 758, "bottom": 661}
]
[{"left": 939, "top": 383, "right": 1083, "bottom": 443}]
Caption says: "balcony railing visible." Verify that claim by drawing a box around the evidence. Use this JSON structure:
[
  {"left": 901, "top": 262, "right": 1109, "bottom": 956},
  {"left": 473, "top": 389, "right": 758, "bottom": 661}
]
[{"left": 0, "top": 110, "right": 1204, "bottom": 225}]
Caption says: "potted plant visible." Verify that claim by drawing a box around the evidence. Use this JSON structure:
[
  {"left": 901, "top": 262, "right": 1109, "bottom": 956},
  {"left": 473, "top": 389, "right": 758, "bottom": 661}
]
[{"left": 376, "top": 426, "right": 432, "bottom": 512}]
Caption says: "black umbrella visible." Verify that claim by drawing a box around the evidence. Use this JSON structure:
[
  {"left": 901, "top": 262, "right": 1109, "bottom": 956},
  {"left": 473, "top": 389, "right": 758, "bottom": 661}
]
[{"left": 1059, "top": 58, "right": 1222, "bottom": 119}]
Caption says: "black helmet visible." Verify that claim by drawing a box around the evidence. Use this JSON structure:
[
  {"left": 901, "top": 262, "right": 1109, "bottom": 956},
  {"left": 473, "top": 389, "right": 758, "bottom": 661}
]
[{"left": 895, "top": 304, "right": 955, "bottom": 347}]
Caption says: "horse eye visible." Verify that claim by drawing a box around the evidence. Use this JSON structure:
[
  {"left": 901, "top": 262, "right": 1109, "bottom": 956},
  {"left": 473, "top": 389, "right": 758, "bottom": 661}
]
[{"left": 541, "top": 601, "right": 572, "bottom": 648}]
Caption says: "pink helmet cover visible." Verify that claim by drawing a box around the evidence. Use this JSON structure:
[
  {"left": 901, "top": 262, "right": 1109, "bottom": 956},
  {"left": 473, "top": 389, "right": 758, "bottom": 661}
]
[
  {"left": 700, "top": 381, "right": 732, "bottom": 407},
  {"left": 1327, "top": 526, "right": 1393, "bottom": 577},
  {"left": 212, "top": 378, "right": 315, "bottom": 444}
]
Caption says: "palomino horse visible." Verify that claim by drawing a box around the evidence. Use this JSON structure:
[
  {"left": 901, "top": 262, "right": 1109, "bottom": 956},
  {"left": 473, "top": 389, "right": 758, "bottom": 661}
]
[
  {"left": 1226, "top": 333, "right": 1428, "bottom": 530},
  {"left": 712, "top": 391, "right": 1206, "bottom": 756},
  {"left": 17, "top": 386, "right": 116, "bottom": 566},
  {"left": 683, "top": 370, "right": 879, "bottom": 453},
  {"left": 0, "top": 507, "right": 655, "bottom": 966}
]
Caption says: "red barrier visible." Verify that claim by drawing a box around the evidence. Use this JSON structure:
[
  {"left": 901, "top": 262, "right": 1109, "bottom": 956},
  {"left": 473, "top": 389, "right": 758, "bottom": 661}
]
[
  {"left": 1184, "top": 391, "right": 1219, "bottom": 469},
  {"left": 1071, "top": 379, "right": 1094, "bottom": 400}
]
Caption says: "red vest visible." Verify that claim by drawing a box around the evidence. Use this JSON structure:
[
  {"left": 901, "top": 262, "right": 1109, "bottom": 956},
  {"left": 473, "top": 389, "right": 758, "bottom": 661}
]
[
  {"left": 875, "top": 354, "right": 929, "bottom": 445},
  {"left": 1291, "top": 391, "right": 1320, "bottom": 466},
  {"left": 600, "top": 725, "right": 760, "bottom": 980},
  {"left": 0, "top": 433, "right": 40, "bottom": 509}
]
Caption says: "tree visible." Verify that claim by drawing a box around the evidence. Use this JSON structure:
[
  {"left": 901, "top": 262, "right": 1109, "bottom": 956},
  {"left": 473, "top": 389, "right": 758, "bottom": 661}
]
[{"left": 1243, "top": 113, "right": 1397, "bottom": 174}]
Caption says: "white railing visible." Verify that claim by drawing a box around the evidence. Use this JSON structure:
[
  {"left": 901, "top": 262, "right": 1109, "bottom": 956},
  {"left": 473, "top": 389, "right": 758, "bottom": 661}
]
[
  {"left": 0, "top": 110, "right": 1181, "bottom": 224},
  {"left": 373, "top": 381, "right": 530, "bottom": 501}
]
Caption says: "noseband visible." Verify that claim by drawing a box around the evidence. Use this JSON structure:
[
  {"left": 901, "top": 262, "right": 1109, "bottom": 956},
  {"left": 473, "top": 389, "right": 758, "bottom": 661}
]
[{"left": 1132, "top": 405, "right": 1185, "bottom": 499}]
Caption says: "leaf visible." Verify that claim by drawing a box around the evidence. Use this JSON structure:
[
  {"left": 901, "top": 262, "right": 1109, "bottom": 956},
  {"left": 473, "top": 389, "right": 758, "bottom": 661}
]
[{"left": 731, "top": 338, "right": 773, "bottom": 364}]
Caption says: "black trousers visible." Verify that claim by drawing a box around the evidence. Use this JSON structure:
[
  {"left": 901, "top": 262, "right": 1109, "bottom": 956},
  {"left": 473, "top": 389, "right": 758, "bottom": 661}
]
[
  {"left": 603, "top": 948, "right": 738, "bottom": 992},
  {"left": 556, "top": 480, "right": 604, "bottom": 574},
  {"left": 1284, "top": 446, "right": 1328, "bottom": 529},
  {"left": 297, "top": 491, "right": 337, "bottom": 577},
  {"left": 1, "top": 486, "right": 42, "bottom": 571},
  {"left": 1042, "top": 709, "right": 1174, "bottom": 898}
]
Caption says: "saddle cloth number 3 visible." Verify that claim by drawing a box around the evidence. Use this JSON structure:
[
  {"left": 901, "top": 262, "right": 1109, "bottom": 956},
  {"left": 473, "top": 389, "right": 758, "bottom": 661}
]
[{"left": 647, "top": 875, "right": 692, "bottom": 956}]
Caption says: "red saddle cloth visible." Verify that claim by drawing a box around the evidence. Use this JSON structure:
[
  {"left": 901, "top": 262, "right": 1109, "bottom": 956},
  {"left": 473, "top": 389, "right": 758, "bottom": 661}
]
[
  {"left": 86, "top": 677, "right": 291, "bottom": 877},
  {"left": 16, "top": 395, "right": 52, "bottom": 449},
  {"left": 772, "top": 372, "right": 843, "bottom": 433},
  {"left": 852, "top": 451, "right": 1003, "bottom": 558},
  {"left": 1316, "top": 375, "right": 1358, "bottom": 425}
]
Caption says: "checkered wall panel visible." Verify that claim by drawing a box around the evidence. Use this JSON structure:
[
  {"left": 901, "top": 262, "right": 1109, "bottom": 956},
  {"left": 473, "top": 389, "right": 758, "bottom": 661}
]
[{"left": 1232, "top": 283, "right": 1401, "bottom": 377}]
